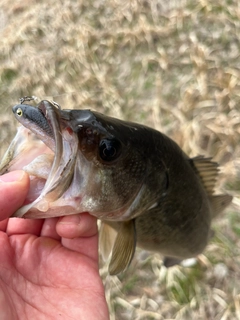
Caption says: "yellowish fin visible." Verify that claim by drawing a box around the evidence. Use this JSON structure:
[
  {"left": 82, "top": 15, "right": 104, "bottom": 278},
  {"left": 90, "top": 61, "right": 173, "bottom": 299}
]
[
  {"left": 99, "top": 222, "right": 117, "bottom": 261},
  {"left": 208, "top": 194, "right": 233, "bottom": 218},
  {"left": 109, "top": 220, "right": 136, "bottom": 275}
]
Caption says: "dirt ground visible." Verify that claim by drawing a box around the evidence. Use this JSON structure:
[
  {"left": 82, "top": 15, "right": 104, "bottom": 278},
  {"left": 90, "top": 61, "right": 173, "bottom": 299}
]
[{"left": 0, "top": 0, "right": 239, "bottom": 319}]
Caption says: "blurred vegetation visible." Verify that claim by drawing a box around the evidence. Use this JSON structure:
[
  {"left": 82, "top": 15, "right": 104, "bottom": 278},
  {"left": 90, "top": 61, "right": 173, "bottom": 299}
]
[{"left": 0, "top": 0, "right": 239, "bottom": 319}]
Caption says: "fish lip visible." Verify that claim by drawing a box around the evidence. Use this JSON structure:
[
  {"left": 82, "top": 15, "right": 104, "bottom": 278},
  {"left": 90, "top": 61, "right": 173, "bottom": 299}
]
[
  {"left": 37, "top": 101, "right": 63, "bottom": 177},
  {"left": 30, "top": 100, "right": 64, "bottom": 189}
]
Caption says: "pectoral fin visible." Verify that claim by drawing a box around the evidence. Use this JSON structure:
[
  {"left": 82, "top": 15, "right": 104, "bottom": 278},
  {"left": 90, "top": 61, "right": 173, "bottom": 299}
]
[
  {"left": 99, "top": 221, "right": 118, "bottom": 261},
  {"left": 109, "top": 220, "right": 136, "bottom": 275}
]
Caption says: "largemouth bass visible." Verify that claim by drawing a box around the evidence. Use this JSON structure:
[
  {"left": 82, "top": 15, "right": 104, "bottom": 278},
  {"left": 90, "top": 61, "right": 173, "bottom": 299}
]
[{"left": 0, "top": 99, "right": 232, "bottom": 274}]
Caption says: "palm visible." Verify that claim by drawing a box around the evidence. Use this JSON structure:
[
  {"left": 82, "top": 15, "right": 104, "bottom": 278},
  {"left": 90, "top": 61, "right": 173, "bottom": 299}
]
[{"left": 0, "top": 217, "right": 109, "bottom": 320}]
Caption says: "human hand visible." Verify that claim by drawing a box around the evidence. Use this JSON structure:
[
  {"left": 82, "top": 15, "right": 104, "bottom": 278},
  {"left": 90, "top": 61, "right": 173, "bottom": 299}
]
[{"left": 0, "top": 170, "right": 109, "bottom": 320}]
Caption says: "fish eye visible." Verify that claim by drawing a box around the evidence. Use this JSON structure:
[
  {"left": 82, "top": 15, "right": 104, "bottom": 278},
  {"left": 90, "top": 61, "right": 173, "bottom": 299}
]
[
  {"left": 99, "top": 138, "right": 121, "bottom": 162},
  {"left": 16, "top": 108, "right": 23, "bottom": 117}
]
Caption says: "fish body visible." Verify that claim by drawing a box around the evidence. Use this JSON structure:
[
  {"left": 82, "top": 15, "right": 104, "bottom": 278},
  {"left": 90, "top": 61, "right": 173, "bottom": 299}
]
[{"left": 0, "top": 100, "right": 232, "bottom": 274}]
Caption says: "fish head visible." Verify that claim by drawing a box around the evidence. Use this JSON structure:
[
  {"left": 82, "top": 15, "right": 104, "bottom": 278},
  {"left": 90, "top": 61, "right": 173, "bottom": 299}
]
[
  {"left": 60, "top": 107, "right": 151, "bottom": 220},
  {"left": 0, "top": 100, "right": 152, "bottom": 220}
]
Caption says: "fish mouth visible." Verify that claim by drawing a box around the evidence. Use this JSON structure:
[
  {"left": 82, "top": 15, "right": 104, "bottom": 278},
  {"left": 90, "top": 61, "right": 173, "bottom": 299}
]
[
  {"left": 22, "top": 101, "right": 80, "bottom": 218},
  {"left": 0, "top": 100, "right": 80, "bottom": 218}
]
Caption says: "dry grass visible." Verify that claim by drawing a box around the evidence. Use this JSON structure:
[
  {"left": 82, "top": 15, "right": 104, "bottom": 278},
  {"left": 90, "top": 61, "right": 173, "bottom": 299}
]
[{"left": 0, "top": 0, "right": 239, "bottom": 319}]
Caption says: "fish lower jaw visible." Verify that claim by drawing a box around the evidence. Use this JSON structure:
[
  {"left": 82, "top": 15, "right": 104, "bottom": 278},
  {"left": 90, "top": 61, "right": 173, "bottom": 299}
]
[
  {"left": 17, "top": 204, "right": 81, "bottom": 219},
  {"left": 12, "top": 199, "right": 50, "bottom": 218}
]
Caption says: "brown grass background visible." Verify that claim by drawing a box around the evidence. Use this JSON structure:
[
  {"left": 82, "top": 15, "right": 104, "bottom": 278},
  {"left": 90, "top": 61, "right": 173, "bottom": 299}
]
[{"left": 0, "top": 0, "right": 239, "bottom": 319}]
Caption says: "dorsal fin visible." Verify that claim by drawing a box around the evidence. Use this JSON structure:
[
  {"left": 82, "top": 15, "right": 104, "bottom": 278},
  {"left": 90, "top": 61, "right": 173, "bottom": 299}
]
[
  {"left": 208, "top": 194, "right": 233, "bottom": 218},
  {"left": 191, "top": 156, "right": 232, "bottom": 216},
  {"left": 191, "top": 156, "right": 219, "bottom": 195}
]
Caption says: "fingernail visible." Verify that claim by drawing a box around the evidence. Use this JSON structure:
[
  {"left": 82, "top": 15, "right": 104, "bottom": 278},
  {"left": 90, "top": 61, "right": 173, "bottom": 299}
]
[
  {"left": 0, "top": 170, "right": 25, "bottom": 183},
  {"left": 59, "top": 214, "right": 81, "bottom": 225}
]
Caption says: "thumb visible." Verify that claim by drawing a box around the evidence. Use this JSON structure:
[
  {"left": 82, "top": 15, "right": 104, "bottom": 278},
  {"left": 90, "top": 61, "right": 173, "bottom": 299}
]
[{"left": 0, "top": 171, "right": 30, "bottom": 219}]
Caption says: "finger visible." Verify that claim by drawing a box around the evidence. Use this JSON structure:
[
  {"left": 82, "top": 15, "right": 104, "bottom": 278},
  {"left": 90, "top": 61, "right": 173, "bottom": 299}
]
[
  {"left": 61, "top": 235, "right": 99, "bottom": 264},
  {"left": 58, "top": 213, "right": 99, "bottom": 263},
  {"left": 6, "top": 217, "right": 44, "bottom": 236},
  {"left": 56, "top": 213, "right": 98, "bottom": 239},
  {"left": 40, "top": 218, "right": 61, "bottom": 240},
  {"left": 0, "top": 219, "right": 8, "bottom": 232},
  {"left": 0, "top": 171, "right": 30, "bottom": 220}
]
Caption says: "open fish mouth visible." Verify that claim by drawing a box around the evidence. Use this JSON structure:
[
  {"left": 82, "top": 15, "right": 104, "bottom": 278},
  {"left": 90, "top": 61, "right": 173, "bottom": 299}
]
[{"left": 0, "top": 100, "right": 80, "bottom": 218}]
